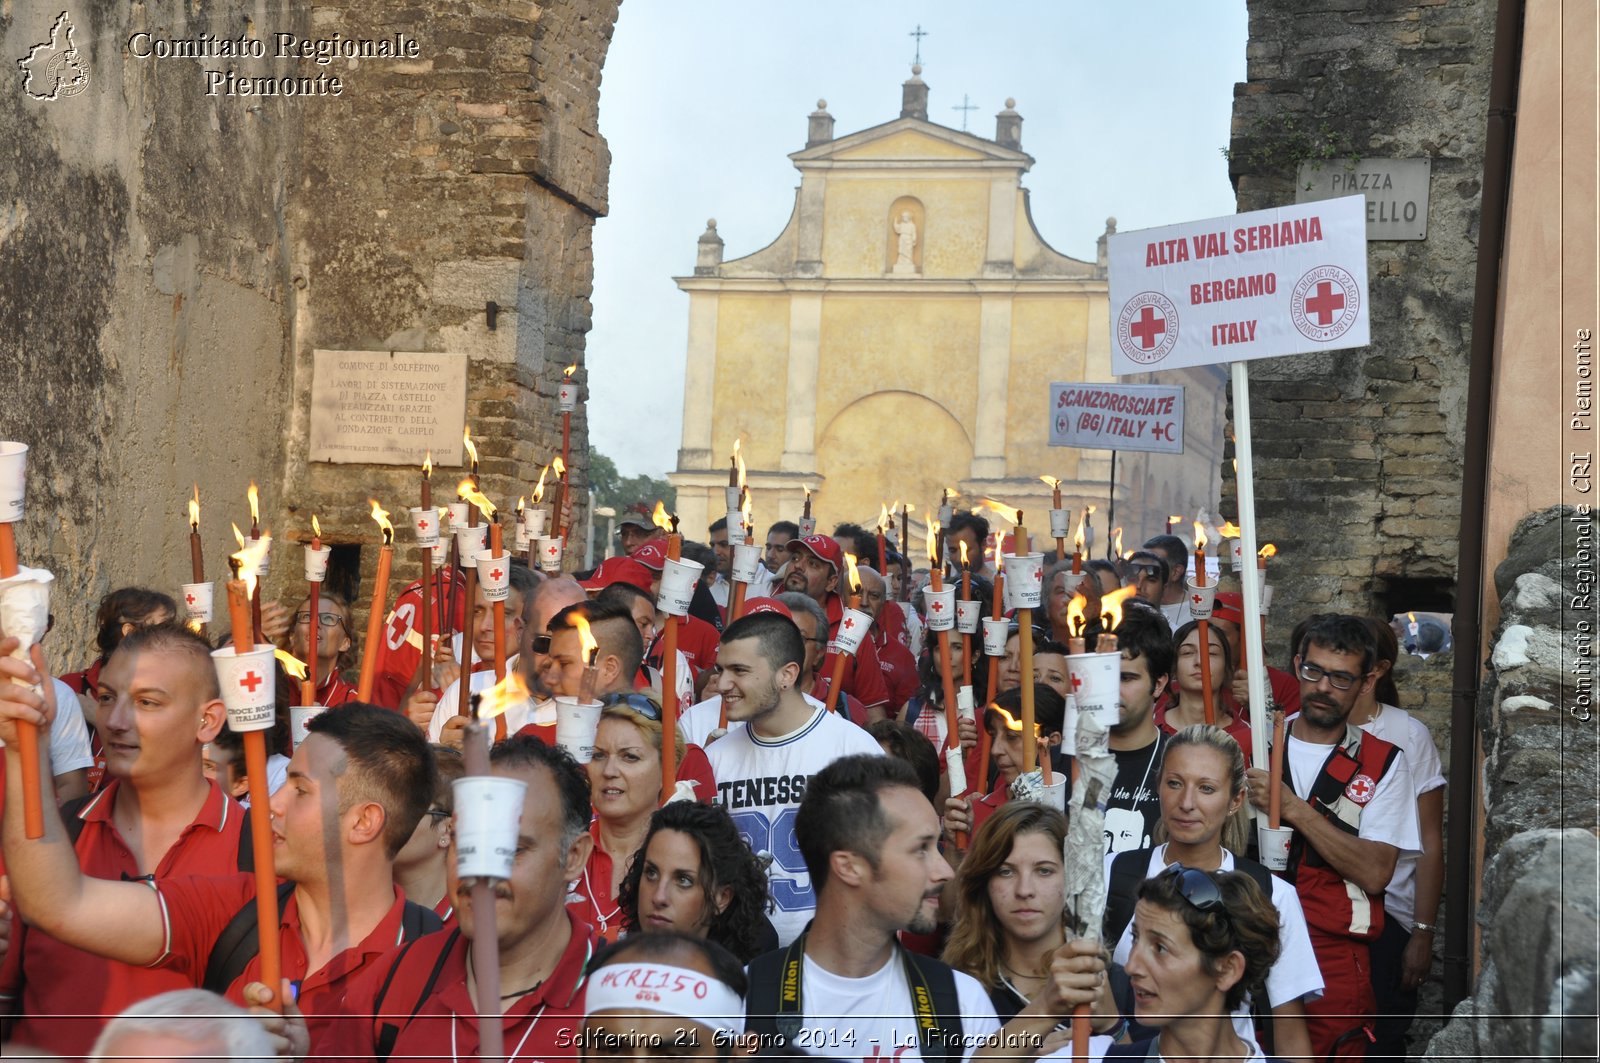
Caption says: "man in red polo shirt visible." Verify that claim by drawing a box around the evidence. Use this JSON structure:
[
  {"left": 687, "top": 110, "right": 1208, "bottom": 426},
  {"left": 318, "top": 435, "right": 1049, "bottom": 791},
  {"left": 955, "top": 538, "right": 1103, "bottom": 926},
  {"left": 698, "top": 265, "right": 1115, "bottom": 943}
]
[
  {"left": 855, "top": 563, "right": 918, "bottom": 711},
  {"left": 783, "top": 534, "right": 893, "bottom": 719},
  {"left": 0, "top": 624, "right": 245, "bottom": 1058},
  {"left": 312, "top": 735, "right": 597, "bottom": 1061},
  {"left": 630, "top": 541, "right": 721, "bottom": 676},
  {"left": 0, "top": 681, "right": 437, "bottom": 1046}
]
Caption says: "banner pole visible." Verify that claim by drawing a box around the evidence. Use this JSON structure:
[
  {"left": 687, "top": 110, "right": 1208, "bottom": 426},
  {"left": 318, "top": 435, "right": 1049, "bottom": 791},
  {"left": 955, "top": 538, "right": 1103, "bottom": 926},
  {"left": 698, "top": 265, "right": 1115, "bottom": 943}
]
[
  {"left": 1231, "top": 361, "right": 1270, "bottom": 772},
  {"left": 1106, "top": 450, "right": 1117, "bottom": 558}
]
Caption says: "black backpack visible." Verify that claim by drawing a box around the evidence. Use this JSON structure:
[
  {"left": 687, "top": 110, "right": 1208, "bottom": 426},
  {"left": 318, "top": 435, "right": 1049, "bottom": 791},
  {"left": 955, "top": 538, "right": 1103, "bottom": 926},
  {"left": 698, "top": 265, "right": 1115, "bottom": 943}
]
[
  {"left": 1102, "top": 848, "right": 1279, "bottom": 1054},
  {"left": 201, "top": 881, "right": 443, "bottom": 996},
  {"left": 746, "top": 933, "right": 965, "bottom": 1063}
]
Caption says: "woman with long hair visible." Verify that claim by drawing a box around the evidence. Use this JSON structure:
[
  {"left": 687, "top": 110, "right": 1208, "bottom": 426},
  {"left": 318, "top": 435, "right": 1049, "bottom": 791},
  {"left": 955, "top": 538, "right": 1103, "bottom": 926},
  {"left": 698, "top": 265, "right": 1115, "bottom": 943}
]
[
  {"left": 1100, "top": 725, "right": 1317, "bottom": 1060},
  {"left": 1108, "top": 866, "right": 1293, "bottom": 1061},
  {"left": 1156, "top": 620, "right": 1252, "bottom": 757},
  {"left": 615, "top": 799, "right": 778, "bottom": 962}
]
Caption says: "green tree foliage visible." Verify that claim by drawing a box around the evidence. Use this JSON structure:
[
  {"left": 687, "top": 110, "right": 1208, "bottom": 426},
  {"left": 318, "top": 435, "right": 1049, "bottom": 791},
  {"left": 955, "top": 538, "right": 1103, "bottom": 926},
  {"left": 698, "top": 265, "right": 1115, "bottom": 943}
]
[{"left": 589, "top": 451, "right": 675, "bottom": 521}]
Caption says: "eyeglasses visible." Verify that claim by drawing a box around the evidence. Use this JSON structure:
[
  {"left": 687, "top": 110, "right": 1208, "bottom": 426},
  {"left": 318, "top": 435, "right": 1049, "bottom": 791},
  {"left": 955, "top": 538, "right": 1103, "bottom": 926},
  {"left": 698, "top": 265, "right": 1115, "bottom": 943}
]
[
  {"left": 529, "top": 633, "right": 553, "bottom": 655},
  {"left": 600, "top": 691, "right": 662, "bottom": 722},
  {"left": 295, "top": 612, "right": 346, "bottom": 629},
  {"left": 1159, "top": 864, "right": 1231, "bottom": 924},
  {"left": 424, "top": 808, "right": 451, "bottom": 821},
  {"left": 1128, "top": 564, "right": 1164, "bottom": 579},
  {"left": 1297, "top": 660, "right": 1364, "bottom": 691}
]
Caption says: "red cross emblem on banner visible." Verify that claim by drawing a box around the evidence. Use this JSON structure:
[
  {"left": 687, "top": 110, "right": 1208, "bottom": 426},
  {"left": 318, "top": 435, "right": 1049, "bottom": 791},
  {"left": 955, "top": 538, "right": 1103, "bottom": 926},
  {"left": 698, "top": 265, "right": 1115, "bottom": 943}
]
[
  {"left": 238, "top": 671, "right": 264, "bottom": 693},
  {"left": 1305, "top": 280, "right": 1346, "bottom": 325},
  {"left": 1345, "top": 774, "right": 1377, "bottom": 804},
  {"left": 1129, "top": 305, "right": 1166, "bottom": 349},
  {"left": 489, "top": 568, "right": 503, "bottom": 581},
  {"left": 185, "top": 593, "right": 197, "bottom": 605}
]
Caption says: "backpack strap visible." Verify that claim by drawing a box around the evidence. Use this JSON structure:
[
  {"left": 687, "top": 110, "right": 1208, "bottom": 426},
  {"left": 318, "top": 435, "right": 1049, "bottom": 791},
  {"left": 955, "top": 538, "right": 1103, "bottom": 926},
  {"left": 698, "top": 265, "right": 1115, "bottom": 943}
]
[
  {"left": 400, "top": 900, "right": 445, "bottom": 941},
  {"left": 373, "top": 928, "right": 460, "bottom": 1063},
  {"left": 1101, "top": 847, "right": 1153, "bottom": 944},
  {"left": 235, "top": 807, "right": 254, "bottom": 873},
  {"left": 58, "top": 794, "right": 93, "bottom": 846},
  {"left": 202, "top": 881, "right": 296, "bottom": 995}
]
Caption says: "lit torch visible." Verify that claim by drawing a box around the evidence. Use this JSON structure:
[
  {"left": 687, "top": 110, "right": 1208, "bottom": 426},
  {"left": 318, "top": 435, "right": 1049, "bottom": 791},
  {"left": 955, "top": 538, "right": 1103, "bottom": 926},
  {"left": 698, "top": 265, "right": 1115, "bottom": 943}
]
[
  {"left": 1194, "top": 521, "right": 1215, "bottom": 724},
  {"left": 822, "top": 554, "right": 863, "bottom": 718},
  {"left": 655, "top": 502, "right": 682, "bottom": 803},
  {"left": 304, "top": 515, "right": 325, "bottom": 705},
  {"left": 463, "top": 425, "right": 479, "bottom": 486},
  {"left": 550, "top": 456, "right": 568, "bottom": 539},
  {"left": 561, "top": 362, "right": 579, "bottom": 471},
  {"left": 355, "top": 501, "right": 395, "bottom": 702},
  {"left": 246, "top": 482, "right": 267, "bottom": 642},
  {"left": 187, "top": 486, "right": 207, "bottom": 636},
  {"left": 573, "top": 614, "right": 601, "bottom": 703}
]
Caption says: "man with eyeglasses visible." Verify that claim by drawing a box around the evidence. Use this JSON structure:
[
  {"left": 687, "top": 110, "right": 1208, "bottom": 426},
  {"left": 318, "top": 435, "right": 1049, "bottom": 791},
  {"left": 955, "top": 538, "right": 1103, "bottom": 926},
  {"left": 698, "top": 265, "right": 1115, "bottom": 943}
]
[
  {"left": 1141, "top": 533, "right": 1196, "bottom": 631},
  {"left": 287, "top": 594, "right": 357, "bottom": 707},
  {"left": 1246, "top": 613, "right": 1420, "bottom": 1060},
  {"left": 1122, "top": 550, "right": 1171, "bottom": 611},
  {"left": 782, "top": 534, "right": 894, "bottom": 720}
]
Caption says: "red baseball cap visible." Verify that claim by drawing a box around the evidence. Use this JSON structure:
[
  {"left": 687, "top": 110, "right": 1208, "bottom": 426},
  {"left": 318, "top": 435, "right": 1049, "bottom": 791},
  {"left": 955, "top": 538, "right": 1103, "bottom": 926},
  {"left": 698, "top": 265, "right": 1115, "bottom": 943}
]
[
  {"left": 786, "top": 534, "right": 843, "bottom": 575},
  {"left": 1212, "top": 592, "right": 1245, "bottom": 627},
  {"left": 742, "top": 597, "right": 793, "bottom": 619},
  {"left": 579, "top": 556, "right": 654, "bottom": 593},
  {"left": 630, "top": 541, "right": 668, "bottom": 572}
]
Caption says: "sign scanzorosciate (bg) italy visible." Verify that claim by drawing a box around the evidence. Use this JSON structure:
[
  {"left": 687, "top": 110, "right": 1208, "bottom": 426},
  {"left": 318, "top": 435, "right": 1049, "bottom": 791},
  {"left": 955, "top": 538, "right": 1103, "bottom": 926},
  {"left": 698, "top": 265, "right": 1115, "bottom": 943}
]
[
  {"left": 1048, "top": 383, "right": 1185, "bottom": 455},
  {"left": 1105, "top": 194, "right": 1370, "bottom": 377}
]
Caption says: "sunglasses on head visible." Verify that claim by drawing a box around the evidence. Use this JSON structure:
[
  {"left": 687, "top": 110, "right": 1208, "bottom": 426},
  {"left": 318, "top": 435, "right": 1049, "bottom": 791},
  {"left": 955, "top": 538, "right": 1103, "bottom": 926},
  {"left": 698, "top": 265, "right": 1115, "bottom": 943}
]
[
  {"left": 529, "top": 633, "right": 553, "bottom": 655},
  {"left": 1158, "top": 863, "right": 1231, "bottom": 924},
  {"left": 600, "top": 691, "right": 662, "bottom": 722}
]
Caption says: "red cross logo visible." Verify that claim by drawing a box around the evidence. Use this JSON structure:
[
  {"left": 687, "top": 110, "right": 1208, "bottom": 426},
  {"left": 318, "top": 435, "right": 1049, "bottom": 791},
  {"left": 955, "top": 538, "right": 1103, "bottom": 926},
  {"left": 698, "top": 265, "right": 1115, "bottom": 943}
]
[
  {"left": 1191, "top": 593, "right": 1203, "bottom": 606},
  {"left": 1129, "top": 305, "right": 1167, "bottom": 350},
  {"left": 1305, "top": 280, "right": 1345, "bottom": 325},
  {"left": 185, "top": 593, "right": 197, "bottom": 605},
  {"left": 1030, "top": 568, "right": 1042, "bottom": 582},
  {"left": 1345, "top": 774, "right": 1377, "bottom": 805},
  {"left": 546, "top": 543, "right": 559, "bottom": 556},
  {"left": 489, "top": 568, "right": 503, "bottom": 581},
  {"left": 842, "top": 617, "right": 855, "bottom": 630},
  {"left": 387, "top": 612, "right": 410, "bottom": 644},
  {"left": 238, "top": 671, "right": 264, "bottom": 693},
  {"left": 418, "top": 517, "right": 430, "bottom": 531},
  {"left": 930, "top": 601, "right": 945, "bottom": 613},
  {"left": 1070, "top": 673, "right": 1083, "bottom": 691}
]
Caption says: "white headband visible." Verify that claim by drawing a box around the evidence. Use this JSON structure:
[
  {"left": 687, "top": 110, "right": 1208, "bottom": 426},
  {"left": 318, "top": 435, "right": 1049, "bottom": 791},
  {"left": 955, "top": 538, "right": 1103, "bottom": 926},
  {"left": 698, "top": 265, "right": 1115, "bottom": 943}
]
[{"left": 584, "top": 961, "right": 744, "bottom": 1039}]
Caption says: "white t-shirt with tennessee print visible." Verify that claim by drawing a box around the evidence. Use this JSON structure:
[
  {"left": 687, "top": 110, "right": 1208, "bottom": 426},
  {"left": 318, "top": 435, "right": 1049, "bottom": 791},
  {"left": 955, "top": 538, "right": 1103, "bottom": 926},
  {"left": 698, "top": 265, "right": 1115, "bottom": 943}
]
[{"left": 706, "top": 706, "right": 881, "bottom": 946}]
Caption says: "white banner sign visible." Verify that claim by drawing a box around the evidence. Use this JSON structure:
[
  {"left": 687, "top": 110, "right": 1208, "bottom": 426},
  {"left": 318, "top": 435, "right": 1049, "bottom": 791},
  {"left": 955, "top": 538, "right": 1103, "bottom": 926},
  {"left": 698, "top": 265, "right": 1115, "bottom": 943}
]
[
  {"left": 1107, "top": 195, "right": 1370, "bottom": 376},
  {"left": 1048, "top": 383, "right": 1184, "bottom": 454}
]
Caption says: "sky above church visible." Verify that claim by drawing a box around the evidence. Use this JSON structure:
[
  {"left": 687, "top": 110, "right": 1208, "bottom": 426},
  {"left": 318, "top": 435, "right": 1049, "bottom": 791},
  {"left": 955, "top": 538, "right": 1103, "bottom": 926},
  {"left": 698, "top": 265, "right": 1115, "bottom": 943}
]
[{"left": 587, "top": 1, "right": 1248, "bottom": 477}]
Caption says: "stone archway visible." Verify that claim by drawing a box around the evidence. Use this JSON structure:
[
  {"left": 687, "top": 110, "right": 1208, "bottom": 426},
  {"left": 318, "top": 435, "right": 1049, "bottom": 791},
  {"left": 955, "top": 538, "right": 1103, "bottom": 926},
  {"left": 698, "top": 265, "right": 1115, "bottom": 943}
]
[{"left": 816, "top": 390, "right": 971, "bottom": 536}]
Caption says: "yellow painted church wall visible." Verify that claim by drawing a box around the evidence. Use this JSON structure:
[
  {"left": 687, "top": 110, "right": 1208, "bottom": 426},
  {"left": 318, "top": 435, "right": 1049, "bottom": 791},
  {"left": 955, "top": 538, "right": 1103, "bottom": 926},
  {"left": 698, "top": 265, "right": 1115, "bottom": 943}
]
[
  {"left": 1008, "top": 295, "right": 1095, "bottom": 479},
  {"left": 710, "top": 294, "right": 791, "bottom": 470},
  {"left": 821, "top": 176, "right": 991, "bottom": 278}
]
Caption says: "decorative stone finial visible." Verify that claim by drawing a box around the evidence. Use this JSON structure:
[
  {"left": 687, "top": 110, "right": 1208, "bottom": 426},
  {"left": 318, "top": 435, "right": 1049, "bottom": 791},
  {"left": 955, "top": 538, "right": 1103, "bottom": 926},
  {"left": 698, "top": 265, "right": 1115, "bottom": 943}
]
[
  {"left": 807, "top": 99, "right": 835, "bottom": 147},
  {"left": 1005, "top": 97, "right": 1016, "bottom": 109},
  {"left": 902, "top": 65, "right": 929, "bottom": 120},
  {"left": 696, "top": 219, "right": 724, "bottom": 275},
  {"left": 995, "top": 97, "right": 1023, "bottom": 149},
  {"left": 912, "top": 63, "right": 923, "bottom": 77},
  {"left": 817, "top": 98, "right": 827, "bottom": 109}
]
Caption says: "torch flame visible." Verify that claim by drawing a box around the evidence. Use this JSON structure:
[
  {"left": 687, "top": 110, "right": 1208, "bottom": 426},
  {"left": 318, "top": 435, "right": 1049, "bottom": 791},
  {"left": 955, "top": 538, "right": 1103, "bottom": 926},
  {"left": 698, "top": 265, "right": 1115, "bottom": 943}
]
[
  {"left": 1112, "top": 527, "right": 1124, "bottom": 557},
  {"left": 651, "top": 501, "right": 673, "bottom": 533},
  {"left": 876, "top": 503, "right": 889, "bottom": 535},
  {"left": 369, "top": 499, "right": 394, "bottom": 545},
  {"left": 1259, "top": 544, "right": 1278, "bottom": 560},
  {"left": 312, "top": 514, "right": 322, "bottom": 540},
  {"left": 1193, "top": 520, "right": 1207, "bottom": 551},
  {"left": 463, "top": 426, "right": 479, "bottom": 468},
  {"left": 516, "top": 496, "right": 526, "bottom": 516},
  {"left": 740, "top": 489, "right": 752, "bottom": 529},
  {"left": 572, "top": 614, "right": 599, "bottom": 664},
  {"left": 843, "top": 552, "right": 862, "bottom": 594},
  {"left": 926, "top": 518, "right": 941, "bottom": 564},
  {"left": 247, "top": 482, "right": 260, "bottom": 526},
  {"left": 532, "top": 463, "right": 550, "bottom": 503},
  {"left": 1169, "top": 514, "right": 1185, "bottom": 526},
  {"left": 978, "top": 498, "right": 1021, "bottom": 524},
  {"left": 1039, "top": 475, "right": 1062, "bottom": 490},
  {"left": 564, "top": 363, "right": 577, "bottom": 379},
  {"left": 230, "top": 523, "right": 271, "bottom": 600},
  {"left": 553, "top": 456, "right": 567, "bottom": 478},
  {"left": 1073, "top": 511, "right": 1086, "bottom": 552},
  {"left": 423, "top": 451, "right": 433, "bottom": 477},
  {"left": 477, "top": 670, "right": 531, "bottom": 721},
  {"left": 1220, "top": 521, "right": 1242, "bottom": 538},
  {"left": 275, "top": 650, "right": 308, "bottom": 681},
  {"left": 458, "top": 482, "right": 496, "bottom": 521},
  {"left": 958, "top": 540, "right": 970, "bottom": 569},
  {"left": 733, "top": 439, "right": 746, "bottom": 488},
  {"left": 1065, "top": 592, "right": 1088, "bottom": 635},
  {"left": 188, "top": 485, "right": 201, "bottom": 530},
  {"left": 1100, "top": 585, "right": 1139, "bottom": 632}
]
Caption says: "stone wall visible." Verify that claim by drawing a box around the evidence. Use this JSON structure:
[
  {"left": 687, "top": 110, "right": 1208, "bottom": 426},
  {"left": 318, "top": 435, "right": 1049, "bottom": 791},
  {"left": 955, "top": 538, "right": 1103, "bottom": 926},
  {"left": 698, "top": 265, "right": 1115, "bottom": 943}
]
[
  {"left": 1225, "top": 0, "right": 1496, "bottom": 734},
  {"left": 0, "top": 0, "right": 618, "bottom": 657}
]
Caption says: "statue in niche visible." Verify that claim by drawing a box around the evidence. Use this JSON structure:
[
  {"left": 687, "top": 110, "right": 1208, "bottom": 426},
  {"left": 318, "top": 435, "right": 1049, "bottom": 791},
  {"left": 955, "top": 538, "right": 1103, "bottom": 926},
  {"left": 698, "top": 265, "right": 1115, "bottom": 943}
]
[{"left": 892, "top": 210, "right": 919, "bottom": 274}]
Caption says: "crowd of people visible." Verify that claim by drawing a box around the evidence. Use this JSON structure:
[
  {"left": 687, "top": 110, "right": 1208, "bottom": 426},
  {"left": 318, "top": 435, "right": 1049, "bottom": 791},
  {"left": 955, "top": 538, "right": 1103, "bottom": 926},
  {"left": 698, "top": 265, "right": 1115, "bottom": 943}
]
[{"left": 0, "top": 502, "right": 1445, "bottom": 1061}]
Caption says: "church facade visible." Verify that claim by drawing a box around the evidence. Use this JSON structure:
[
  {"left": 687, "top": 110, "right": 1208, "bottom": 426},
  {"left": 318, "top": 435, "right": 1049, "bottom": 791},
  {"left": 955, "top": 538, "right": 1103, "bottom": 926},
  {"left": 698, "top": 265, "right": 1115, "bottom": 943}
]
[{"left": 669, "top": 69, "right": 1226, "bottom": 556}]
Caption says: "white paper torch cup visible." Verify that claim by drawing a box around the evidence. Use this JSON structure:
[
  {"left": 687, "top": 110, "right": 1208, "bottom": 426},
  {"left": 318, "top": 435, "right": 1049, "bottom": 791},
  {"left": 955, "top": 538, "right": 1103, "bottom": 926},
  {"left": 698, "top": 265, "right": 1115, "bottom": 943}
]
[
  {"left": 431, "top": 540, "right": 450, "bottom": 565},
  {"left": 1229, "top": 540, "right": 1244, "bottom": 570},
  {"left": 558, "top": 382, "right": 579, "bottom": 413},
  {"left": 0, "top": 568, "right": 53, "bottom": 659},
  {"left": 1065, "top": 650, "right": 1122, "bottom": 728},
  {"left": 1049, "top": 508, "right": 1072, "bottom": 539},
  {"left": 723, "top": 488, "right": 741, "bottom": 514},
  {"left": 455, "top": 523, "right": 488, "bottom": 557},
  {"left": 922, "top": 586, "right": 956, "bottom": 632},
  {"left": 957, "top": 686, "right": 975, "bottom": 722},
  {"left": 554, "top": 696, "right": 603, "bottom": 763},
  {"left": 251, "top": 536, "right": 271, "bottom": 580},
  {"left": 477, "top": 553, "right": 512, "bottom": 602},
  {"left": 0, "top": 442, "right": 27, "bottom": 522},
  {"left": 724, "top": 510, "right": 746, "bottom": 541},
  {"left": 536, "top": 536, "right": 565, "bottom": 573},
  {"left": 304, "top": 544, "right": 331, "bottom": 582},
  {"left": 1001, "top": 552, "right": 1045, "bottom": 610},
  {"left": 944, "top": 746, "right": 968, "bottom": 796},
  {"left": 938, "top": 504, "right": 955, "bottom": 526},
  {"left": 1186, "top": 579, "right": 1217, "bottom": 621},
  {"left": 955, "top": 599, "right": 982, "bottom": 635},
  {"left": 656, "top": 557, "right": 704, "bottom": 617},
  {"left": 290, "top": 706, "right": 325, "bottom": 749},
  {"left": 523, "top": 506, "right": 549, "bottom": 541},
  {"left": 453, "top": 775, "right": 529, "bottom": 879},
  {"left": 447, "top": 502, "right": 469, "bottom": 529},
  {"left": 513, "top": 524, "right": 530, "bottom": 553},
  {"left": 1258, "top": 825, "right": 1293, "bottom": 871},
  {"left": 211, "top": 644, "right": 278, "bottom": 732},
  {"left": 797, "top": 516, "right": 816, "bottom": 537},
  {"left": 731, "top": 543, "right": 762, "bottom": 583},
  {"left": 982, "top": 617, "right": 1010, "bottom": 656},
  {"left": 830, "top": 608, "right": 873, "bottom": 655},
  {"left": 409, "top": 507, "right": 440, "bottom": 548},
  {"left": 1260, "top": 583, "right": 1275, "bottom": 615},
  {"left": 182, "top": 582, "right": 214, "bottom": 623}
]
